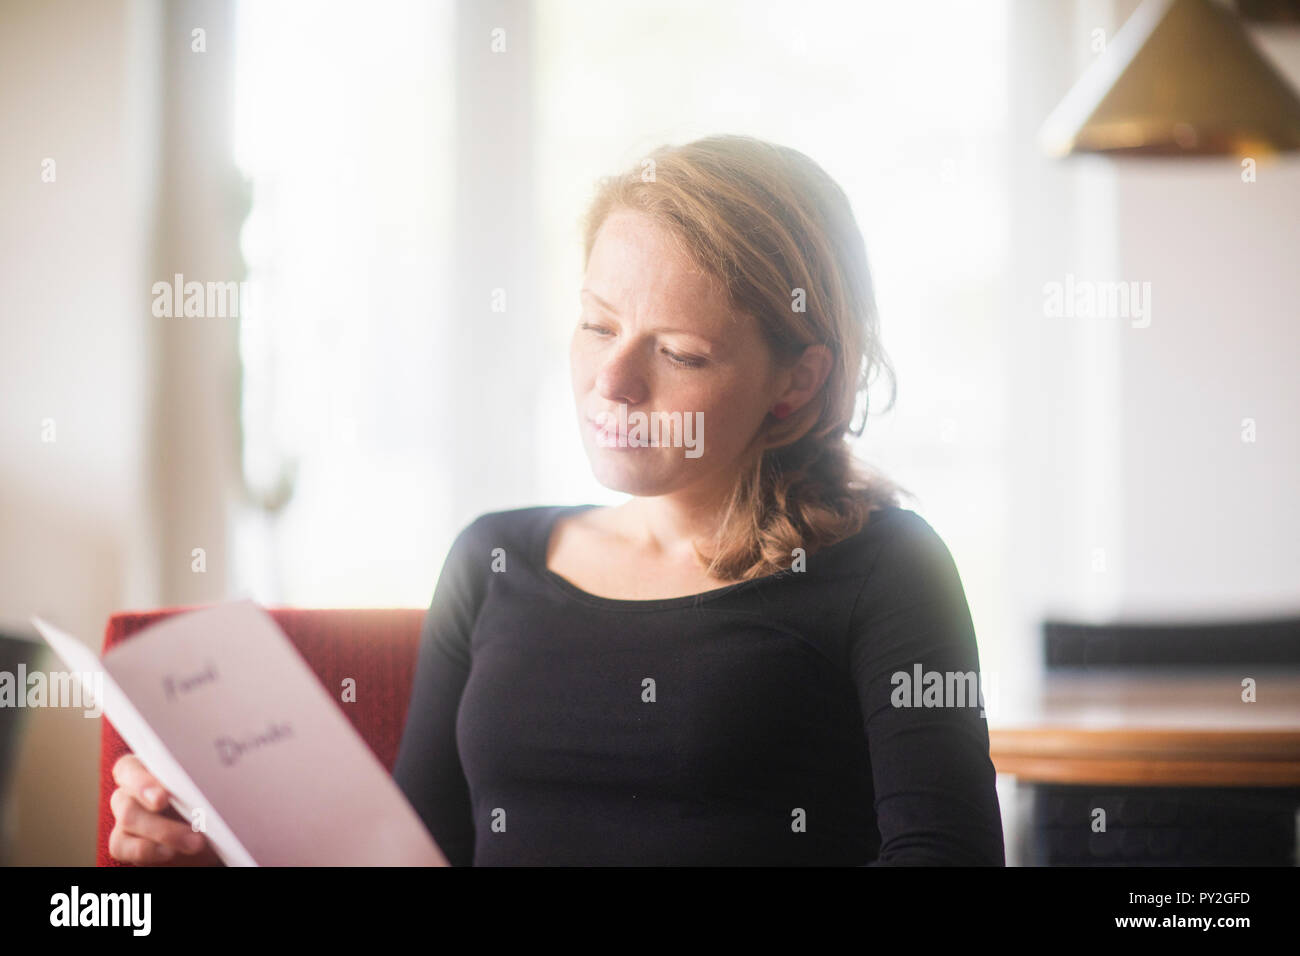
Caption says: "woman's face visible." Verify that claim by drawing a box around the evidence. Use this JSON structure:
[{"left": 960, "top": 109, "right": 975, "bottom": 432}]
[{"left": 571, "top": 208, "right": 783, "bottom": 499}]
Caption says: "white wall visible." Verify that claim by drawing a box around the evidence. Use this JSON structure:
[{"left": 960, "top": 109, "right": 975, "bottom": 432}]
[
  {"left": 1006, "top": 0, "right": 1122, "bottom": 707},
  {"left": 0, "top": 0, "right": 163, "bottom": 864},
  {"left": 1111, "top": 21, "right": 1300, "bottom": 616}
]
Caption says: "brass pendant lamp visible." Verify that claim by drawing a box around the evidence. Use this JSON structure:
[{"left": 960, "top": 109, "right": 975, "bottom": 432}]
[{"left": 1040, "top": 0, "right": 1300, "bottom": 157}]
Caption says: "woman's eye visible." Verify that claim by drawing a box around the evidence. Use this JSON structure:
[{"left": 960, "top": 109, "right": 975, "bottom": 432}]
[
  {"left": 579, "top": 322, "right": 612, "bottom": 336},
  {"left": 661, "top": 348, "right": 706, "bottom": 369}
]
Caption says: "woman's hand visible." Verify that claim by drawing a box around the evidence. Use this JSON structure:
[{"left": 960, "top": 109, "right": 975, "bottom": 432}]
[{"left": 108, "top": 754, "right": 224, "bottom": 866}]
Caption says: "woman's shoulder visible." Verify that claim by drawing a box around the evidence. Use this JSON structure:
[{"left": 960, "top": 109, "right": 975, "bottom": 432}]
[
  {"left": 828, "top": 503, "right": 943, "bottom": 557},
  {"left": 816, "top": 503, "right": 963, "bottom": 592}
]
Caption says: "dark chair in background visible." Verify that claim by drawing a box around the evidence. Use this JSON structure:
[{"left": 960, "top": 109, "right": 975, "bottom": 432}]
[{"left": 0, "top": 629, "right": 46, "bottom": 866}]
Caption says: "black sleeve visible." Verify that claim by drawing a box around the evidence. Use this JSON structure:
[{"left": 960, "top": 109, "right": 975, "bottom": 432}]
[
  {"left": 392, "top": 518, "right": 487, "bottom": 867},
  {"left": 848, "top": 512, "right": 1006, "bottom": 865}
]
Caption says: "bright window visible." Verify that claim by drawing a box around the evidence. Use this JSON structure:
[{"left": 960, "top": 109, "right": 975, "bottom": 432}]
[{"left": 232, "top": 0, "right": 455, "bottom": 607}]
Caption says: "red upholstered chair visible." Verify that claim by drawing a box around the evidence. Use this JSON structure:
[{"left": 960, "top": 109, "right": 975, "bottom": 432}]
[{"left": 97, "top": 605, "right": 425, "bottom": 866}]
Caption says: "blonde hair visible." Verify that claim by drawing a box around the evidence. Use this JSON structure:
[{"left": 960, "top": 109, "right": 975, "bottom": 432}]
[{"left": 581, "top": 134, "right": 906, "bottom": 580}]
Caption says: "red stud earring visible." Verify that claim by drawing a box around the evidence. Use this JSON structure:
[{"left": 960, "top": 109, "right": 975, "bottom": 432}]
[{"left": 772, "top": 403, "right": 792, "bottom": 420}]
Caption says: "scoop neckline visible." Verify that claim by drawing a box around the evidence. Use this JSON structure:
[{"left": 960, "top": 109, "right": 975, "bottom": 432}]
[{"left": 534, "top": 503, "right": 798, "bottom": 611}]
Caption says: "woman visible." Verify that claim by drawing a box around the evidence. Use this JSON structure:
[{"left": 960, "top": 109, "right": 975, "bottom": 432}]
[{"left": 109, "top": 134, "right": 1004, "bottom": 866}]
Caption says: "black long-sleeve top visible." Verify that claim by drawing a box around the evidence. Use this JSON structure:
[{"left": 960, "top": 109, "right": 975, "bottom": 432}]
[{"left": 392, "top": 503, "right": 1005, "bottom": 866}]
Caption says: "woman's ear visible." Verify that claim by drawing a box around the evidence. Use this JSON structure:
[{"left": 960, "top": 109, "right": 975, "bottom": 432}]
[{"left": 772, "top": 344, "right": 834, "bottom": 416}]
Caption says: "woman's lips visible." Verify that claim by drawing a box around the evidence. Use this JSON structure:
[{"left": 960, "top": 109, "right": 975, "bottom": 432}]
[
  {"left": 583, "top": 408, "right": 703, "bottom": 459},
  {"left": 588, "top": 416, "right": 638, "bottom": 450}
]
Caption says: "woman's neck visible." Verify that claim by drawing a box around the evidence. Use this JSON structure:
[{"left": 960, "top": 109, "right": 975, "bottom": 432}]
[{"left": 613, "top": 485, "right": 731, "bottom": 563}]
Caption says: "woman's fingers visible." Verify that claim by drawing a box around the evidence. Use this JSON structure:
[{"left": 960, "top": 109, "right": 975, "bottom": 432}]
[
  {"left": 108, "top": 753, "right": 217, "bottom": 866},
  {"left": 108, "top": 828, "right": 179, "bottom": 865},
  {"left": 111, "top": 753, "right": 168, "bottom": 812},
  {"left": 109, "top": 787, "right": 208, "bottom": 854}
]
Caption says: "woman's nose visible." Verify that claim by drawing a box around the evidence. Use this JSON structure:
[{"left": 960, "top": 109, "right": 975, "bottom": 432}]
[{"left": 595, "top": 342, "right": 649, "bottom": 406}]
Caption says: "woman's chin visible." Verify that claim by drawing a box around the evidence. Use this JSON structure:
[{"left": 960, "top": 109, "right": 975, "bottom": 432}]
[{"left": 586, "top": 454, "right": 689, "bottom": 497}]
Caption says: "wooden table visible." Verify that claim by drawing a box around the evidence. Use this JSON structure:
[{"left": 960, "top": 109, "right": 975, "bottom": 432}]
[
  {"left": 988, "top": 672, "right": 1300, "bottom": 864},
  {"left": 989, "top": 671, "right": 1300, "bottom": 785}
]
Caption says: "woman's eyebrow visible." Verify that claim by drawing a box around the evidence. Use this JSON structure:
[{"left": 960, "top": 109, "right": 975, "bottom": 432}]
[
  {"left": 651, "top": 326, "right": 719, "bottom": 344},
  {"left": 580, "top": 288, "right": 620, "bottom": 313}
]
